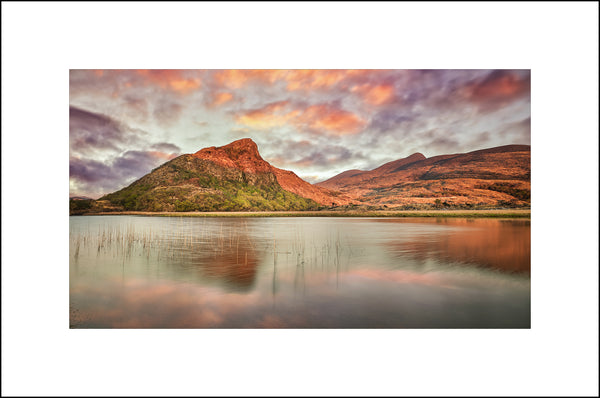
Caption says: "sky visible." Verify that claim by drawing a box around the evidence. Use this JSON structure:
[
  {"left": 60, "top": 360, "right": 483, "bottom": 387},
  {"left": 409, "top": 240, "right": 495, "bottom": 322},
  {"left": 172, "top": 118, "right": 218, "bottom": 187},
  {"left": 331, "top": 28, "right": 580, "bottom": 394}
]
[{"left": 69, "top": 69, "right": 530, "bottom": 199}]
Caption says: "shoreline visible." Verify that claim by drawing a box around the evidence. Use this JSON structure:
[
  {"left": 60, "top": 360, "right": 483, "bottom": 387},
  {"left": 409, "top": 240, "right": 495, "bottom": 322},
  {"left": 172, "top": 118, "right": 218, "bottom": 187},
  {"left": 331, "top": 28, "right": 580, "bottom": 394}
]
[{"left": 72, "top": 209, "right": 531, "bottom": 218}]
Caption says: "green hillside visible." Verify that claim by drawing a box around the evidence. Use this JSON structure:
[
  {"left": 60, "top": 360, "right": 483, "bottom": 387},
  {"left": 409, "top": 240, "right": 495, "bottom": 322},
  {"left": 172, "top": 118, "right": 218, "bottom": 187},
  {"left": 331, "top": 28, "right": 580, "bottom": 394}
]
[{"left": 99, "top": 155, "right": 321, "bottom": 212}]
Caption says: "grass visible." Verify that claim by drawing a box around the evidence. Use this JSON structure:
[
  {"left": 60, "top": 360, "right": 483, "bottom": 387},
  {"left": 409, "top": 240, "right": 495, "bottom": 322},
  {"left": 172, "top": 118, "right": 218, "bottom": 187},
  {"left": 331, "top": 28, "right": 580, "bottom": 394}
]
[{"left": 78, "top": 209, "right": 531, "bottom": 218}]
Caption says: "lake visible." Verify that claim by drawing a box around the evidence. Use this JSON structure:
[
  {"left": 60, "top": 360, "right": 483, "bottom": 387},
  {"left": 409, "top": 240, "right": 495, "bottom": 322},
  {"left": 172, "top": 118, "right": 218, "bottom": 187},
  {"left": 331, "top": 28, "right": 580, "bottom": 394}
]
[{"left": 70, "top": 216, "right": 530, "bottom": 328}]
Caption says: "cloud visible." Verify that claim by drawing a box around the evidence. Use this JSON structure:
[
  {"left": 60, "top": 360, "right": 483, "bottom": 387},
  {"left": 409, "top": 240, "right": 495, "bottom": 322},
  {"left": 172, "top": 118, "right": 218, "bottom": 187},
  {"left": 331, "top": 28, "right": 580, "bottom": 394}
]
[
  {"left": 69, "top": 156, "right": 115, "bottom": 184},
  {"left": 122, "top": 95, "right": 149, "bottom": 120},
  {"left": 112, "top": 150, "right": 178, "bottom": 174},
  {"left": 234, "top": 101, "right": 366, "bottom": 136},
  {"left": 291, "top": 146, "right": 355, "bottom": 167},
  {"left": 463, "top": 70, "right": 530, "bottom": 110},
  {"left": 135, "top": 69, "right": 202, "bottom": 93},
  {"left": 152, "top": 98, "right": 183, "bottom": 126},
  {"left": 234, "top": 100, "right": 298, "bottom": 129},
  {"left": 499, "top": 117, "right": 531, "bottom": 144},
  {"left": 213, "top": 69, "right": 373, "bottom": 92},
  {"left": 70, "top": 106, "right": 139, "bottom": 155},
  {"left": 351, "top": 83, "right": 396, "bottom": 105},
  {"left": 210, "top": 91, "right": 234, "bottom": 107},
  {"left": 425, "top": 135, "right": 461, "bottom": 153},
  {"left": 70, "top": 70, "right": 532, "bottom": 191},
  {"left": 298, "top": 104, "right": 366, "bottom": 135},
  {"left": 70, "top": 149, "right": 180, "bottom": 198},
  {"left": 70, "top": 106, "right": 181, "bottom": 197},
  {"left": 468, "top": 131, "right": 492, "bottom": 148},
  {"left": 150, "top": 142, "right": 181, "bottom": 153},
  {"left": 282, "top": 70, "right": 360, "bottom": 91},
  {"left": 368, "top": 110, "right": 415, "bottom": 134},
  {"left": 265, "top": 139, "right": 367, "bottom": 171}
]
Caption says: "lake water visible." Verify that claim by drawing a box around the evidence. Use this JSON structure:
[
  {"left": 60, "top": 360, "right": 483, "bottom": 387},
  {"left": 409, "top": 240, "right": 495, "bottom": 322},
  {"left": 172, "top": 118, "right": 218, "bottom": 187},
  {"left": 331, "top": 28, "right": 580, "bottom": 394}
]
[{"left": 70, "top": 216, "right": 530, "bottom": 328}]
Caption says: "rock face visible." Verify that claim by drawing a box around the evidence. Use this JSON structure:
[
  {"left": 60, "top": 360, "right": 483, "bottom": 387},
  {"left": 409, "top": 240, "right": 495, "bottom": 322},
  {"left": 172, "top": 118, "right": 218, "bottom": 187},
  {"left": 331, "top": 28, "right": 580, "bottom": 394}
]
[
  {"left": 317, "top": 144, "right": 531, "bottom": 207},
  {"left": 193, "top": 138, "right": 350, "bottom": 206},
  {"left": 193, "top": 138, "right": 272, "bottom": 176},
  {"left": 100, "top": 138, "right": 348, "bottom": 212}
]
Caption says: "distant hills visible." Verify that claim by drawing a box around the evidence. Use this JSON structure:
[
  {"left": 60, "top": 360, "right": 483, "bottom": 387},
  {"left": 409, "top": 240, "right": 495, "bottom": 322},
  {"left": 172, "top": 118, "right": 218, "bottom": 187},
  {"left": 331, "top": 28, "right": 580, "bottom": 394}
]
[
  {"left": 71, "top": 139, "right": 530, "bottom": 214},
  {"left": 317, "top": 144, "right": 530, "bottom": 208}
]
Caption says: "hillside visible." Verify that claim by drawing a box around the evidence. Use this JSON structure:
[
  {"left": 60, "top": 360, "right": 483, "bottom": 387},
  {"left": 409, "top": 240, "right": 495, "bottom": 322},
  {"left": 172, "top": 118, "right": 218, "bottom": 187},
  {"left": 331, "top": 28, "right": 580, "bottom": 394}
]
[
  {"left": 97, "top": 139, "right": 347, "bottom": 212},
  {"left": 71, "top": 139, "right": 531, "bottom": 214},
  {"left": 317, "top": 144, "right": 530, "bottom": 208}
]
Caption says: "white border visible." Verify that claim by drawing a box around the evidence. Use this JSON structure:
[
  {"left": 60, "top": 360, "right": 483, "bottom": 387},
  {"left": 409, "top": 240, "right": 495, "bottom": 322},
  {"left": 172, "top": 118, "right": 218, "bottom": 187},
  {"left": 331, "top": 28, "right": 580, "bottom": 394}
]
[{"left": 2, "top": 2, "right": 598, "bottom": 396}]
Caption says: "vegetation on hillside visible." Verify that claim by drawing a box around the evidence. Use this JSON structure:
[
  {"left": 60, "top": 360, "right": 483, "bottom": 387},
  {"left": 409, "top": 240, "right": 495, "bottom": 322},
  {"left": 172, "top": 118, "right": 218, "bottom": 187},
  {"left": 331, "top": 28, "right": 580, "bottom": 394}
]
[
  {"left": 476, "top": 182, "right": 531, "bottom": 201},
  {"left": 99, "top": 155, "right": 321, "bottom": 212}
]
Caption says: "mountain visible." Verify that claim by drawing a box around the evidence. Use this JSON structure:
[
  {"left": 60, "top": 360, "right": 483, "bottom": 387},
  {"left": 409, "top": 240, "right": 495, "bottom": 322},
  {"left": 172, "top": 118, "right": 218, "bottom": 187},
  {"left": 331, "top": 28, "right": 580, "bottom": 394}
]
[
  {"left": 74, "top": 140, "right": 530, "bottom": 214},
  {"left": 98, "top": 138, "right": 349, "bottom": 212},
  {"left": 191, "top": 138, "right": 348, "bottom": 206},
  {"left": 317, "top": 144, "right": 530, "bottom": 208}
]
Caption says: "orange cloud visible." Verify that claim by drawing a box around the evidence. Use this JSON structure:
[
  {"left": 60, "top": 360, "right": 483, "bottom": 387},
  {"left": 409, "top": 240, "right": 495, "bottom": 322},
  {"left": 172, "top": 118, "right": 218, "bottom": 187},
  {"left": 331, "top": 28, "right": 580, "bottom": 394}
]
[
  {"left": 211, "top": 91, "right": 234, "bottom": 107},
  {"left": 214, "top": 69, "right": 374, "bottom": 91},
  {"left": 147, "top": 151, "right": 179, "bottom": 161},
  {"left": 465, "top": 70, "right": 530, "bottom": 102},
  {"left": 283, "top": 70, "right": 348, "bottom": 90},
  {"left": 135, "top": 69, "right": 201, "bottom": 93},
  {"left": 352, "top": 83, "right": 395, "bottom": 105},
  {"left": 213, "top": 69, "right": 252, "bottom": 89},
  {"left": 235, "top": 101, "right": 299, "bottom": 129},
  {"left": 235, "top": 101, "right": 365, "bottom": 135},
  {"left": 299, "top": 104, "right": 366, "bottom": 135}
]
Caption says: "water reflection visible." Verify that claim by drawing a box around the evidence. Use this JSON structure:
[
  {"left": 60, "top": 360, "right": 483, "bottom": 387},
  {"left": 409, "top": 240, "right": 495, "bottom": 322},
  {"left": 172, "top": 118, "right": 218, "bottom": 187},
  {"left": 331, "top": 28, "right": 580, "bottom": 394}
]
[
  {"left": 376, "top": 218, "right": 530, "bottom": 273},
  {"left": 70, "top": 216, "right": 530, "bottom": 328}
]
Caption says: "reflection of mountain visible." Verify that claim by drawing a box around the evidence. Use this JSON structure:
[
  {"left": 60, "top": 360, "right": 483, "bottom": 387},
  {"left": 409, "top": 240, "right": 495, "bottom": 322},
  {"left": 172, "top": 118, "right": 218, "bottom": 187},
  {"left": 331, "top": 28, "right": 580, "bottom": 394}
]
[
  {"left": 169, "top": 235, "right": 263, "bottom": 292},
  {"left": 192, "top": 243, "right": 261, "bottom": 292},
  {"left": 382, "top": 219, "right": 530, "bottom": 273}
]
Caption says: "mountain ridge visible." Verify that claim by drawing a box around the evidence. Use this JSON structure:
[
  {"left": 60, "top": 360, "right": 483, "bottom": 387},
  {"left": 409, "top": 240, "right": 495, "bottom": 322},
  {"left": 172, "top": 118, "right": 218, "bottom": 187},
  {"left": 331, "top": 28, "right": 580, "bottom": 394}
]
[
  {"left": 72, "top": 139, "right": 530, "bottom": 214},
  {"left": 95, "top": 138, "right": 350, "bottom": 212},
  {"left": 316, "top": 144, "right": 530, "bottom": 208}
]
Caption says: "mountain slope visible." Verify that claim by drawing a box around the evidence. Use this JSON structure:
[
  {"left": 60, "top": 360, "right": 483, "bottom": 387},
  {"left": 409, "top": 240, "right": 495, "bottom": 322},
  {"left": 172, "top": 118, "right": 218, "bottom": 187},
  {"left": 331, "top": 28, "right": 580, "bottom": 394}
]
[
  {"left": 78, "top": 140, "right": 530, "bottom": 213},
  {"left": 99, "top": 138, "right": 347, "bottom": 212},
  {"left": 192, "top": 138, "right": 350, "bottom": 206},
  {"left": 317, "top": 144, "right": 530, "bottom": 207}
]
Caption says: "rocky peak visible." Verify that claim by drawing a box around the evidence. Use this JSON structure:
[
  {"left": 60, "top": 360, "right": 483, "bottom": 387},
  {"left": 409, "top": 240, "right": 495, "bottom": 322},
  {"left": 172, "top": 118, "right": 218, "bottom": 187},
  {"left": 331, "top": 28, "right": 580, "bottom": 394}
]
[
  {"left": 191, "top": 138, "right": 350, "bottom": 205},
  {"left": 221, "top": 138, "right": 263, "bottom": 161},
  {"left": 193, "top": 138, "right": 271, "bottom": 174}
]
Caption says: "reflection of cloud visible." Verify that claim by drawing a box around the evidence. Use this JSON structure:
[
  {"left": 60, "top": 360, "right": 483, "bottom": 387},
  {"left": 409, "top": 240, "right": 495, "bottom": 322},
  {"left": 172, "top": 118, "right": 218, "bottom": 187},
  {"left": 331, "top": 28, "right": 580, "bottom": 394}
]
[
  {"left": 381, "top": 218, "right": 531, "bottom": 273},
  {"left": 347, "top": 268, "right": 456, "bottom": 289}
]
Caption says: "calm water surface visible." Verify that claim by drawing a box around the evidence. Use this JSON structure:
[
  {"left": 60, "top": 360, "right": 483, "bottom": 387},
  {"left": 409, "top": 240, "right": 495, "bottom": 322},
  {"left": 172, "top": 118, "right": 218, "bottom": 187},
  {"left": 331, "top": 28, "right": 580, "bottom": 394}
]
[{"left": 70, "top": 216, "right": 530, "bottom": 328}]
